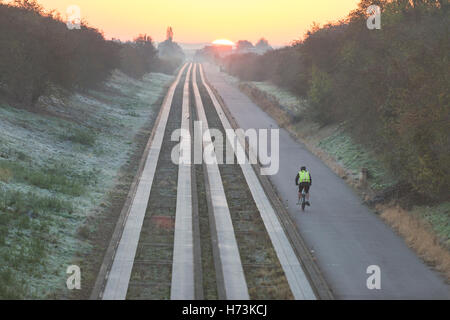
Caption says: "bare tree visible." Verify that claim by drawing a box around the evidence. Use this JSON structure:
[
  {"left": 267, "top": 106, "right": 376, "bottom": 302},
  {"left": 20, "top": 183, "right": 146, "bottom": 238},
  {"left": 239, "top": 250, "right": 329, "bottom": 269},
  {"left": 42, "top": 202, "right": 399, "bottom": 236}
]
[{"left": 166, "top": 26, "right": 173, "bottom": 42}]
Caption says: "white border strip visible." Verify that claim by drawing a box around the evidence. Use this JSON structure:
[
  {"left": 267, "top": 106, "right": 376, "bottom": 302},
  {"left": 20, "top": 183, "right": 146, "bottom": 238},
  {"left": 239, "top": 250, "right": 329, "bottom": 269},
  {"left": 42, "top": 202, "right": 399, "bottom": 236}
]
[
  {"left": 192, "top": 64, "right": 249, "bottom": 300},
  {"left": 102, "top": 63, "right": 188, "bottom": 300},
  {"left": 171, "top": 63, "right": 194, "bottom": 299},
  {"left": 199, "top": 64, "right": 316, "bottom": 300}
]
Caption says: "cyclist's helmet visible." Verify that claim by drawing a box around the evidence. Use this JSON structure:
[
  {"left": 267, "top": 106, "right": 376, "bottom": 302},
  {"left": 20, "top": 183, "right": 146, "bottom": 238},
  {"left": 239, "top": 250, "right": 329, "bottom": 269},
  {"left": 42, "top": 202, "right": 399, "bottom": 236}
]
[{"left": 300, "top": 166, "right": 306, "bottom": 171}]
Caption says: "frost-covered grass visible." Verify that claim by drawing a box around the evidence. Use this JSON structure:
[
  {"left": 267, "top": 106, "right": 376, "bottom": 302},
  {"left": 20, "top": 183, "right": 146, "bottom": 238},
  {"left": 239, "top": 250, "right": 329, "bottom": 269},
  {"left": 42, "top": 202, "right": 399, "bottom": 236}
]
[
  {"left": 220, "top": 69, "right": 307, "bottom": 116},
  {"left": 318, "top": 131, "right": 395, "bottom": 191},
  {"left": 0, "top": 71, "right": 173, "bottom": 299},
  {"left": 216, "top": 67, "right": 240, "bottom": 86},
  {"left": 249, "top": 81, "right": 307, "bottom": 115}
]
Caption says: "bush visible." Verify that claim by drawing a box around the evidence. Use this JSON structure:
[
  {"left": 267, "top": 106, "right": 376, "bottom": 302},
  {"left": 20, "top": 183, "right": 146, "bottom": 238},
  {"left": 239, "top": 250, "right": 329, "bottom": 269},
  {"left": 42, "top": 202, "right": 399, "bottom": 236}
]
[
  {"left": 155, "top": 57, "right": 183, "bottom": 75},
  {"left": 0, "top": 188, "right": 73, "bottom": 215},
  {"left": 119, "top": 34, "right": 158, "bottom": 79},
  {"left": 0, "top": 1, "right": 121, "bottom": 105},
  {"left": 62, "top": 128, "right": 96, "bottom": 147},
  {"left": 307, "top": 67, "right": 334, "bottom": 125},
  {"left": 0, "top": 160, "right": 91, "bottom": 196}
]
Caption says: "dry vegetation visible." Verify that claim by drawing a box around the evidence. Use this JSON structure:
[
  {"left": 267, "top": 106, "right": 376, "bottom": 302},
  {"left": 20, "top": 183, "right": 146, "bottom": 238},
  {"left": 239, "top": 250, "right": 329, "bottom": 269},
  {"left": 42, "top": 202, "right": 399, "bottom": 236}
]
[{"left": 380, "top": 205, "right": 450, "bottom": 282}]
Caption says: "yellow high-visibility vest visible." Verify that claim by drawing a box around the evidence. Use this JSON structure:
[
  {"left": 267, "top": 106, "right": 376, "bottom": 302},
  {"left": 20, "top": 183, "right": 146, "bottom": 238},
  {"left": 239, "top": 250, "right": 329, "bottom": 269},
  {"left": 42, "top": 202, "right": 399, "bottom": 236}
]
[{"left": 298, "top": 170, "right": 311, "bottom": 183}]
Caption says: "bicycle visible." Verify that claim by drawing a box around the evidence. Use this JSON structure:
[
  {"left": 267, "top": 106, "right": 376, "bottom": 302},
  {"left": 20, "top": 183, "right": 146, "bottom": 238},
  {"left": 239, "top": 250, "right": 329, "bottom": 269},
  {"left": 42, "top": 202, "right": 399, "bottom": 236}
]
[{"left": 297, "top": 189, "right": 307, "bottom": 211}]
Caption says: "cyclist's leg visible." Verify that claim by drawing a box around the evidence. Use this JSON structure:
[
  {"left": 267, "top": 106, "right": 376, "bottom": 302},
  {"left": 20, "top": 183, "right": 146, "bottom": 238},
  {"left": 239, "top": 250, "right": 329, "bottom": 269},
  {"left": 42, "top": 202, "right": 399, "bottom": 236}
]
[
  {"left": 298, "top": 185, "right": 304, "bottom": 202},
  {"left": 305, "top": 184, "right": 311, "bottom": 205}
]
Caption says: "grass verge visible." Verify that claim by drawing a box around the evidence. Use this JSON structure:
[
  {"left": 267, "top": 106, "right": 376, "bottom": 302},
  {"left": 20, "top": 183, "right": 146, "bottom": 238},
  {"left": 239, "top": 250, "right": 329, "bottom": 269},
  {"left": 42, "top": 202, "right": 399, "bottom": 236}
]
[{"left": 0, "top": 70, "right": 173, "bottom": 298}]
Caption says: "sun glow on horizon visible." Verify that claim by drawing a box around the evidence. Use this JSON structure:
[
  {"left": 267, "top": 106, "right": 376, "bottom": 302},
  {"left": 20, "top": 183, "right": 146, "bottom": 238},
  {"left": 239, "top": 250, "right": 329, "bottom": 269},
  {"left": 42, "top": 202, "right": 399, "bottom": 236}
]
[
  {"left": 212, "top": 39, "right": 235, "bottom": 47},
  {"left": 34, "top": 0, "right": 361, "bottom": 45}
]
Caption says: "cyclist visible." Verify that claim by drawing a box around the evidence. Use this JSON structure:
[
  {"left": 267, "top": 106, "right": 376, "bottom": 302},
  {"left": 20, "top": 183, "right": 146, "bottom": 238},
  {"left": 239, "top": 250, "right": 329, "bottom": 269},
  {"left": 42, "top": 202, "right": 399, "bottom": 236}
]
[{"left": 295, "top": 166, "right": 311, "bottom": 206}]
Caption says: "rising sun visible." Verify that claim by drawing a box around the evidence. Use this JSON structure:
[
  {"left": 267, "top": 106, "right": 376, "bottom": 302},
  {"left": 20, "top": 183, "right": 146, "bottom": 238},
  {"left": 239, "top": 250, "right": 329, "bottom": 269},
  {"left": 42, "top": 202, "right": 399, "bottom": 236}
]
[{"left": 212, "top": 39, "right": 235, "bottom": 47}]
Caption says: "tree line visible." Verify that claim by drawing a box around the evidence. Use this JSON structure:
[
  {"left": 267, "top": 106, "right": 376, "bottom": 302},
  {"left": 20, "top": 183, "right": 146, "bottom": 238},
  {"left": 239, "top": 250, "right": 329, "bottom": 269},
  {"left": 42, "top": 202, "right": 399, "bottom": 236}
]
[
  {"left": 220, "top": 0, "right": 449, "bottom": 200},
  {"left": 0, "top": 1, "right": 182, "bottom": 106}
]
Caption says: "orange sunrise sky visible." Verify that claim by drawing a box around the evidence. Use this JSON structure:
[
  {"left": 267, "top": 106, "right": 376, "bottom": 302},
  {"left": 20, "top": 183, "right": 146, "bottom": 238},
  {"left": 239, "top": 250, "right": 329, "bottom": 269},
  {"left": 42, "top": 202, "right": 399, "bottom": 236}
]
[{"left": 33, "top": 0, "right": 361, "bottom": 45}]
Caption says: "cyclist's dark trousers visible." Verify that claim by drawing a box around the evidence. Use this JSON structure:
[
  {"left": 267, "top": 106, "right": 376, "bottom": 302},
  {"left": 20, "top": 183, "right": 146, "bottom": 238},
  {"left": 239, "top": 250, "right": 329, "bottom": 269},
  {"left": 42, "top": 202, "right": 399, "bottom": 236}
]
[{"left": 298, "top": 182, "right": 311, "bottom": 194}]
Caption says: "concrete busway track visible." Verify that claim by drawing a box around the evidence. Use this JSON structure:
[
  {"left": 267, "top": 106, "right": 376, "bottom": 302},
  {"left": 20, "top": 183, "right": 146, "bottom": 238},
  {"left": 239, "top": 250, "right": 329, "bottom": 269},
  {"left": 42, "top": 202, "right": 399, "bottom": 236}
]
[
  {"left": 93, "top": 61, "right": 336, "bottom": 300},
  {"left": 194, "top": 63, "right": 324, "bottom": 299},
  {"left": 97, "top": 64, "right": 188, "bottom": 300},
  {"left": 198, "top": 64, "right": 316, "bottom": 300},
  {"left": 171, "top": 63, "right": 195, "bottom": 299},
  {"left": 192, "top": 64, "right": 250, "bottom": 300}
]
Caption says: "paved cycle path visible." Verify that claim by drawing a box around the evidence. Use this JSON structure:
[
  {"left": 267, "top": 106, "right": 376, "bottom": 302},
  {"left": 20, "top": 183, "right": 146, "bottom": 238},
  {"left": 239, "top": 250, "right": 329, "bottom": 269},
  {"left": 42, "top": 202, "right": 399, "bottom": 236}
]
[{"left": 203, "top": 63, "right": 450, "bottom": 299}]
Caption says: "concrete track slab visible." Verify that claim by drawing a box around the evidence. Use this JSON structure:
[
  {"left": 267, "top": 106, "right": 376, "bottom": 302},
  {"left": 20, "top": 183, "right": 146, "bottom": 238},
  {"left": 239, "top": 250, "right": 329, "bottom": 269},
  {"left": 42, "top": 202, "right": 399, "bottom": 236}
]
[
  {"left": 199, "top": 64, "right": 316, "bottom": 300},
  {"left": 192, "top": 64, "right": 249, "bottom": 300},
  {"left": 171, "top": 63, "right": 195, "bottom": 300},
  {"left": 102, "top": 64, "right": 188, "bottom": 300}
]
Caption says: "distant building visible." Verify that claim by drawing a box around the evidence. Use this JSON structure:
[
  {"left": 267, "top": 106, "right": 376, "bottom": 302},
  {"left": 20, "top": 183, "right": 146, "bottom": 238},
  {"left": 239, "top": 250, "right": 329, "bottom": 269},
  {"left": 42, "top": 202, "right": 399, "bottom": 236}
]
[
  {"left": 194, "top": 38, "right": 272, "bottom": 62},
  {"left": 234, "top": 38, "right": 273, "bottom": 55}
]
